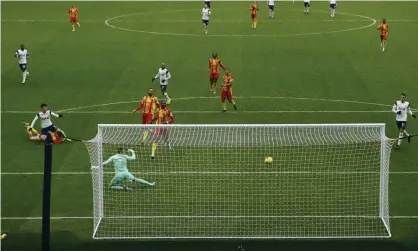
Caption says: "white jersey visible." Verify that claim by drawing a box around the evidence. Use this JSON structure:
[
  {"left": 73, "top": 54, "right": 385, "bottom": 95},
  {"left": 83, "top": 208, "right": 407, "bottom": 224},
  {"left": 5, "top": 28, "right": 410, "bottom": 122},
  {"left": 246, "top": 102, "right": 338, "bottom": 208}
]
[
  {"left": 154, "top": 68, "right": 171, "bottom": 86},
  {"left": 202, "top": 8, "right": 211, "bottom": 20},
  {"left": 30, "top": 110, "right": 60, "bottom": 129},
  {"left": 304, "top": 0, "right": 310, "bottom": 3},
  {"left": 330, "top": 0, "right": 336, "bottom": 4},
  {"left": 392, "top": 100, "right": 413, "bottom": 121},
  {"left": 15, "top": 49, "right": 29, "bottom": 64},
  {"left": 268, "top": 0, "right": 274, "bottom": 5}
]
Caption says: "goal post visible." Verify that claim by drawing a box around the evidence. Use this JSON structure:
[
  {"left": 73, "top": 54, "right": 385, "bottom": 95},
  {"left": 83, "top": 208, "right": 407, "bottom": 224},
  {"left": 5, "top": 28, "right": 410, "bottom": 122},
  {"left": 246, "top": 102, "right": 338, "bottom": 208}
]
[{"left": 85, "top": 123, "right": 394, "bottom": 239}]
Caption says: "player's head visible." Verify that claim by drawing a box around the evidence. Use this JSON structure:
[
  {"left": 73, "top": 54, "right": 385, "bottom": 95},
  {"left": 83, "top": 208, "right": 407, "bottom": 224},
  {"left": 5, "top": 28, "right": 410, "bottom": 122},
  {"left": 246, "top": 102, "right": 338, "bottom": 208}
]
[
  {"left": 400, "top": 93, "right": 407, "bottom": 102},
  {"left": 72, "top": 4, "right": 76, "bottom": 8},
  {"left": 212, "top": 52, "right": 217, "bottom": 58},
  {"left": 20, "top": 44, "right": 25, "bottom": 50},
  {"left": 160, "top": 100, "right": 167, "bottom": 108},
  {"left": 161, "top": 62, "right": 166, "bottom": 69},
  {"left": 204, "top": 4, "right": 208, "bottom": 8},
  {"left": 116, "top": 147, "right": 124, "bottom": 154},
  {"left": 382, "top": 18, "right": 387, "bottom": 24},
  {"left": 225, "top": 69, "right": 230, "bottom": 75},
  {"left": 148, "top": 88, "right": 154, "bottom": 96},
  {"left": 40, "top": 103, "right": 48, "bottom": 112}
]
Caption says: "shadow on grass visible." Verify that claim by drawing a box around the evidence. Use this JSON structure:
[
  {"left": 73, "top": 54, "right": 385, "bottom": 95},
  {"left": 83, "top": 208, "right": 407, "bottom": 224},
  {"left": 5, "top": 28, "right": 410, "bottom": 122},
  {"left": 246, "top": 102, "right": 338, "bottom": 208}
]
[{"left": 2, "top": 232, "right": 418, "bottom": 251}]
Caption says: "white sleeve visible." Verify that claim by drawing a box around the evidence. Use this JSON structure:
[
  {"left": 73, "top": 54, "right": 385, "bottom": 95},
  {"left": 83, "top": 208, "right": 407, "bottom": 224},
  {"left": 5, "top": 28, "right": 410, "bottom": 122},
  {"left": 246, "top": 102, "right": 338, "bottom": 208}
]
[
  {"left": 392, "top": 103, "right": 397, "bottom": 113},
  {"left": 166, "top": 71, "right": 171, "bottom": 81},
  {"left": 50, "top": 111, "right": 60, "bottom": 118},
  {"left": 407, "top": 104, "right": 413, "bottom": 115},
  {"left": 154, "top": 70, "right": 160, "bottom": 79},
  {"left": 30, "top": 115, "right": 38, "bottom": 128},
  {"left": 102, "top": 156, "right": 114, "bottom": 165}
]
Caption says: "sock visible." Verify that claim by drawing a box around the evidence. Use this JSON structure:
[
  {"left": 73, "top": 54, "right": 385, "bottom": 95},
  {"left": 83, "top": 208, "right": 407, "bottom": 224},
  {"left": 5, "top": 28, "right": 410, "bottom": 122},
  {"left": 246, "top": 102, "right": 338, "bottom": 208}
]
[
  {"left": 142, "top": 131, "right": 149, "bottom": 143},
  {"left": 222, "top": 102, "right": 226, "bottom": 110},
  {"left": 404, "top": 131, "right": 410, "bottom": 137},
  {"left": 58, "top": 129, "right": 67, "bottom": 138},
  {"left": 164, "top": 92, "right": 170, "bottom": 100},
  {"left": 110, "top": 186, "right": 125, "bottom": 190},
  {"left": 134, "top": 178, "right": 153, "bottom": 186},
  {"left": 151, "top": 143, "right": 157, "bottom": 156},
  {"left": 254, "top": 20, "right": 257, "bottom": 28},
  {"left": 22, "top": 71, "right": 27, "bottom": 82},
  {"left": 76, "top": 22, "right": 80, "bottom": 27},
  {"left": 271, "top": 11, "right": 274, "bottom": 18},
  {"left": 29, "top": 136, "right": 40, "bottom": 141},
  {"left": 307, "top": 7, "right": 310, "bottom": 12},
  {"left": 398, "top": 132, "right": 403, "bottom": 146},
  {"left": 72, "top": 23, "right": 75, "bottom": 30}
]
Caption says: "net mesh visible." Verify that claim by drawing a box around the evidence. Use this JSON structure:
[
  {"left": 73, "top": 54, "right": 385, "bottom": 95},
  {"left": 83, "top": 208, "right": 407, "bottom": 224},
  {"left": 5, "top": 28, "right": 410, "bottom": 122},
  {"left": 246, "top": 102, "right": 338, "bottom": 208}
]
[{"left": 86, "top": 124, "right": 394, "bottom": 239}]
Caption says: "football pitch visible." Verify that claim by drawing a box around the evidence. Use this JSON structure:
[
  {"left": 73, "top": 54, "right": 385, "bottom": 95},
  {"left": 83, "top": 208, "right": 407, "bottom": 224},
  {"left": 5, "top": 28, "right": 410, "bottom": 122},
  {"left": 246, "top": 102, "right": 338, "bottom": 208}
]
[{"left": 1, "top": 1, "right": 418, "bottom": 251}]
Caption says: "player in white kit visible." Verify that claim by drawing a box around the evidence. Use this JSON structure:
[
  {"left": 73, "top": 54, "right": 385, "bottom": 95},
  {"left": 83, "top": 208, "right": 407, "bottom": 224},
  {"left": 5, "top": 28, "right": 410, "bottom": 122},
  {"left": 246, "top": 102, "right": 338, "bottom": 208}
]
[
  {"left": 29, "top": 104, "right": 66, "bottom": 141},
  {"left": 392, "top": 93, "right": 416, "bottom": 148},
  {"left": 202, "top": 4, "right": 211, "bottom": 34},
  {"left": 330, "top": 0, "right": 337, "bottom": 17},
  {"left": 15, "top": 44, "right": 30, "bottom": 84},
  {"left": 267, "top": 0, "right": 275, "bottom": 18},
  {"left": 152, "top": 62, "right": 172, "bottom": 104},
  {"left": 304, "top": 0, "right": 311, "bottom": 14}
]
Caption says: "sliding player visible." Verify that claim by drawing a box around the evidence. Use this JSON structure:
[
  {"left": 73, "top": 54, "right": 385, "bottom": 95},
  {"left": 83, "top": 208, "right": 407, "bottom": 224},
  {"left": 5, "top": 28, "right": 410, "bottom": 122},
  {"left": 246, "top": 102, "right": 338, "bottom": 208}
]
[
  {"left": 28, "top": 104, "right": 65, "bottom": 141},
  {"left": 202, "top": 4, "right": 211, "bottom": 34},
  {"left": 15, "top": 44, "right": 30, "bottom": 84},
  {"left": 250, "top": 1, "right": 259, "bottom": 29},
  {"left": 267, "top": 0, "right": 275, "bottom": 19},
  {"left": 151, "top": 100, "right": 174, "bottom": 159},
  {"left": 99, "top": 148, "right": 155, "bottom": 190},
  {"left": 221, "top": 70, "right": 237, "bottom": 112},
  {"left": 392, "top": 93, "right": 416, "bottom": 148},
  {"left": 68, "top": 4, "right": 80, "bottom": 31},
  {"left": 132, "top": 88, "right": 160, "bottom": 143},
  {"left": 330, "top": 0, "right": 336, "bottom": 18},
  {"left": 304, "top": 0, "right": 311, "bottom": 14},
  {"left": 23, "top": 122, "right": 67, "bottom": 143},
  {"left": 377, "top": 19, "right": 389, "bottom": 52},
  {"left": 208, "top": 52, "right": 227, "bottom": 94},
  {"left": 152, "top": 63, "right": 172, "bottom": 103}
]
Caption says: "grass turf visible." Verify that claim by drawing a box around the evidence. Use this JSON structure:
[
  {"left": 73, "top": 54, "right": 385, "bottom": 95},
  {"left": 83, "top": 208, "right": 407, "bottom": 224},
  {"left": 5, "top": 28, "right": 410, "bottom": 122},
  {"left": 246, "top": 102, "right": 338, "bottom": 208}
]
[{"left": 1, "top": 1, "right": 418, "bottom": 251}]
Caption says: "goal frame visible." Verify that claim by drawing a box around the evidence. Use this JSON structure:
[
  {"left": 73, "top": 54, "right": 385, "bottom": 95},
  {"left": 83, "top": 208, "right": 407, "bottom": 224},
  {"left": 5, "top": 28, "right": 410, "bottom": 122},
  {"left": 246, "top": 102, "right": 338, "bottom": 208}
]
[{"left": 90, "top": 123, "right": 392, "bottom": 239}]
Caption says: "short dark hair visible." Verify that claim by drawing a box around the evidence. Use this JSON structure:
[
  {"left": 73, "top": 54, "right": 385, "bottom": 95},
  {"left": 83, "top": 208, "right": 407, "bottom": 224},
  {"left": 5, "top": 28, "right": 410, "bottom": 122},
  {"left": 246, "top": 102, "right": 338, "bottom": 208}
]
[
  {"left": 40, "top": 103, "right": 47, "bottom": 108},
  {"left": 401, "top": 93, "right": 407, "bottom": 97},
  {"left": 117, "top": 147, "right": 123, "bottom": 153}
]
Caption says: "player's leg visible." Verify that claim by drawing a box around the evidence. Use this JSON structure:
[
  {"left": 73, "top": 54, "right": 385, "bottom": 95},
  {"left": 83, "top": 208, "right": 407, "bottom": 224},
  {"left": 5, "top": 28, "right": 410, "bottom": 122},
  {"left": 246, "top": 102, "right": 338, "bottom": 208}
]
[
  {"left": 161, "top": 85, "right": 170, "bottom": 103},
  {"left": 109, "top": 175, "right": 126, "bottom": 190},
  {"left": 127, "top": 172, "right": 155, "bottom": 186},
  {"left": 227, "top": 92, "right": 237, "bottom": 111},
  {"left": 20, "top": 64, "right": 28, "bottom": 84},
  {"left": 270, "top": 6, "right": 274, "bottom": 18},
  {"left": 151, "top": 131, "right": 159, "bottom": 158},
  {"left": 396, "top": 121, "right": 406, "bottom": 148},
  {"left": 211, "top": 73, "right": 218, "bottom": 94},
  {"left": 382, "top": 36, "right": 387, "bottom": 52},
  {"left": 141, "top": 114, "right": 151, "bottom": 143},
  {"left": 23, "top": 122, "right": 40, "bottom": 140},
  {"left": 307, "top": 3, "right": 310, "bottom": 13}
]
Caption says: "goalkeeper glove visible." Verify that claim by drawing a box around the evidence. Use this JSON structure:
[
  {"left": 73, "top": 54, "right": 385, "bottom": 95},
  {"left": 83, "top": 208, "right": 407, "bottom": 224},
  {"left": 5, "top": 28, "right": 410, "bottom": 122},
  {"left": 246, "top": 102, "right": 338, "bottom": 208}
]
[
  {"left": 413, "top": 114, "right": 417, "bottom": 118},
  {"left": 161, "top": 79, "right": 166, "bottom": 83},
  {"left": 59, "top": 114, "right": 63, "bottom": 117},
  {"left": 91, "top": 166, "right": 98, "bottom": 170},
  {"left": 397, "top": 111, "right": 402, "bottom": 115}
]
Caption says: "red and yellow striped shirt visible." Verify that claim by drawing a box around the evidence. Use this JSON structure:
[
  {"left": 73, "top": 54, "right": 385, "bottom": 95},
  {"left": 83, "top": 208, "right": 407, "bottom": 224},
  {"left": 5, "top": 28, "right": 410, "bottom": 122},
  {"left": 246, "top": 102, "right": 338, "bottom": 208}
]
[
  {"left": 221, "top": 74, "right": 233, "bottom": 91},
  {"left": 68, "top": 7, "right": 79, "bottom": 18},
  {"left": 135, "top": 96, "right": 159, "bottom": 114},
  {"left": 251, "top": 3, "right": 258, "bottom": 15},
  {"left": 208, "top": 58, "right": 226, "bottom": 74},
  {"left": 377, "top": 23, "right": 388, "bottom": 35},
  {"left": 154, "top": 107, "right": 174, "bottom": 124}
]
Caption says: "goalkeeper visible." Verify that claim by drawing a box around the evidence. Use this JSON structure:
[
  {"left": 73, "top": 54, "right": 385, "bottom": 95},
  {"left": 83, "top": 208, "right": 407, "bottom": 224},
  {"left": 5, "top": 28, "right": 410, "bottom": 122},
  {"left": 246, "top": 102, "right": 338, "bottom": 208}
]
[{"left": 100, "top": 148, "right": 155, "bottom": 190}]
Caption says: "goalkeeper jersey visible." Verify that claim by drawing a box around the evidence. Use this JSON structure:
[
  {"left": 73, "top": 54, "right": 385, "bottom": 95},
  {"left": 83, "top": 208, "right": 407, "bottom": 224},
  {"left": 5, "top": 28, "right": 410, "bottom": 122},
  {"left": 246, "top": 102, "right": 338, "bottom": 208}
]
[{"left": 103, "top": 154, "right": 135, "bottom": 173}]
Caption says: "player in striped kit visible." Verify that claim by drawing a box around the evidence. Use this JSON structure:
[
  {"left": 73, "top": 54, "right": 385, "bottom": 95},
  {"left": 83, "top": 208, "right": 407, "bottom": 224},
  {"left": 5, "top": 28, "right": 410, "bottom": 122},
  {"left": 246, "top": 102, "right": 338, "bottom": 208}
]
[
  {"left": 267, "top": 0, "right": 275, "bottom": 19},
  {"left": 330, "top": 0, "right": 337, "bottom": 18},
  {"left": 133, "top": 88, "right": 160, "bottom": 143},
  {"left": 150, "top": 100, "right": 175, "bottom": 159},
  {"left": 392, "top": 93, "right": 416, "bottom": 148},
  {"left": 303, "top": 0, "right": 310, "bottom": 14},
  {"left": 15, "top": 44, "right": 30, "bottom": 84}
]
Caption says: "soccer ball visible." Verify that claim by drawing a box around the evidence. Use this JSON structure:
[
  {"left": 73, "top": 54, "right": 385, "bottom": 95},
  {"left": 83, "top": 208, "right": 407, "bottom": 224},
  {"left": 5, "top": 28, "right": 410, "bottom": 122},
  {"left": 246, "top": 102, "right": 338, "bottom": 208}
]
[{"left": 264, "top": 157, "right": 273, "bottom": 164}]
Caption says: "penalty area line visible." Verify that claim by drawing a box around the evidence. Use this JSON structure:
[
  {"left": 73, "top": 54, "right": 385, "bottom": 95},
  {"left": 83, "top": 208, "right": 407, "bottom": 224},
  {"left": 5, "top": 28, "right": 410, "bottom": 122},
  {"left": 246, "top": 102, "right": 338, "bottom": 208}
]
[{"left": 2, "top": 216, "right": 418, "bottom": 220}]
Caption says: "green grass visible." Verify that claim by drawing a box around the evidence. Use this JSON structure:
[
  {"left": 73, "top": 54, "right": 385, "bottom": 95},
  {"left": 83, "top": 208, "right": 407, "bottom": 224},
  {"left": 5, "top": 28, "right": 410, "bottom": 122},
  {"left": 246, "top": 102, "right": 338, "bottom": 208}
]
[{"left": 2, "top": 1, "right": 418, "bottom": 250}]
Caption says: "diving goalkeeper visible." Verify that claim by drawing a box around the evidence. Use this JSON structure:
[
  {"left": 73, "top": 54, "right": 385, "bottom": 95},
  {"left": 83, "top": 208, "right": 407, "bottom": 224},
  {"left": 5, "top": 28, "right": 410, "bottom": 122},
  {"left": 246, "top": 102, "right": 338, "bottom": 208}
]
[{"left": 97, "top": 148, "right": 155, "bottom": 190}]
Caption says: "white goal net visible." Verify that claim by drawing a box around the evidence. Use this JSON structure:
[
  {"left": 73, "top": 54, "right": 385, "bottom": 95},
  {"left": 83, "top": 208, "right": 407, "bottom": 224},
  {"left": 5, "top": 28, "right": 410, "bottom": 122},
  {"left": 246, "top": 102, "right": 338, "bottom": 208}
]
[{"left": 85, "top": 124, "right": 394, "bottom": 239}]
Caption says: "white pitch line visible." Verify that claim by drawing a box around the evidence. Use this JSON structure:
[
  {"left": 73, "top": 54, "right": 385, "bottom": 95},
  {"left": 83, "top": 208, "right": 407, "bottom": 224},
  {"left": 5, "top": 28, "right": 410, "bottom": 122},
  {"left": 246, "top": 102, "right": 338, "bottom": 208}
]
[
  {"left": 2, "top": 216, "right": 418, "bottom": 220},
  {"left": 1, "top": 110, "right": 393, "bottom": 114},
  {"left": 1, "top": 171, "right": 417, "bottom": 175}
]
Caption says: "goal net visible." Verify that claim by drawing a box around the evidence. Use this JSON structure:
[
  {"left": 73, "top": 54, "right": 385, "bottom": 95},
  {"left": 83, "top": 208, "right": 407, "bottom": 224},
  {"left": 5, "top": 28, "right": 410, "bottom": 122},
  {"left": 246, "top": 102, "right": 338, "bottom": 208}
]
[{"left": 85, "top": 124, "right": 394, "bottom": 239}]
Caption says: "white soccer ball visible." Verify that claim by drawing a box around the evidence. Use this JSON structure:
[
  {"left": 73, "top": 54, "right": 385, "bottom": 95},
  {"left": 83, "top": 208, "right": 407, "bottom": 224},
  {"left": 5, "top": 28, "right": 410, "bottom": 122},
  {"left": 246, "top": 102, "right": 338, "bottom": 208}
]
[{"left": 264, "top": 157, "right": 273, "bottom": 164}]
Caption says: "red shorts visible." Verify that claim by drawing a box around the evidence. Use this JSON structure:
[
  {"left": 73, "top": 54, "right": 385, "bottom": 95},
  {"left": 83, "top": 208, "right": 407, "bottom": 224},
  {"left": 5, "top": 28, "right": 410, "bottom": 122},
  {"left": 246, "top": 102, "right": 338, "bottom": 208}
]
[
  {"left": 70, "top": 17, "right": 77, "bottom": 23},
  {"left": 142, "top": 113, "right": 153, "bottom": 124},
  {"left": 210, "top": 72, "right": 219, "bottom": 82},
  {"left": 251, "top": 14, "right": 257, "bottom": 19},
  {"left": 154, "top": 128, "right": 168, "bottom": 137},
  {"left": 380, "top": 34, "right": 387, "bottom": 41},
  {"left": 221, "top": 90, "right": 233, "bottom": 102}
]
